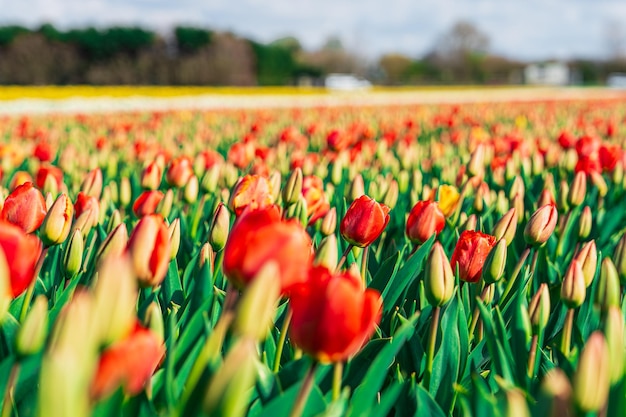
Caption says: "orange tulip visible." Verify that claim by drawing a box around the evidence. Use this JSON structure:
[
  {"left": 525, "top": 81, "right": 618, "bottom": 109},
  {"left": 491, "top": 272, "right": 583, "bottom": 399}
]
[
  {"left": 35, "top": 164, "right": 63, "bottom": 191},
  {"left": 406, "top": 201, "right": 445, "bottom": 244},
  {"left": 165, "top": 156, "right": 193, "bottom": 188},
  {"left": 91, "top": 323, "right": 164, "bottom": 400},
  {"left": 141, "top": 161, "right": 163, "bottom": 190},
  {"left": 289, "top": 265, "right": 382, "bottom": 363},
  {"left": 450, "top": 230, "right": 497, "bottom": 283},
  {"left": 74, "top": 192, "right": 100, "bottom": 221},
  {"left": 133, "top": 190, "right": 164, "bottom": 217},
  {"left": 302, "top": 175, "right": 330, "bottom": 225},
  {"left": 340, "top": 195, "right": 390, "bottom": 248},
  {"left": 0, "top": 221, "right": 42, "bottom": 296},
  {"left": 223, "top": 205, "right": 312, "bottom": 294},
  {"left": 80, "top": 168, "right": 103, "bottom": 199},
  {"left": 126, "top": 214, "right": 170, "bottom": 288},
  {"left": 228, "top": 174, "right": 274, "bottom": 217},
  {"left": 1, "top": 182, "right": 47, "bottom": 234}
]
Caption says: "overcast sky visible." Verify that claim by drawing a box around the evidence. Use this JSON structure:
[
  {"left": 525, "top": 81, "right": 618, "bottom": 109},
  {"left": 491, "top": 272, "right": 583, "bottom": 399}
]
[{"left": 1, "top": 0, "right": 626, "bottom": 61}]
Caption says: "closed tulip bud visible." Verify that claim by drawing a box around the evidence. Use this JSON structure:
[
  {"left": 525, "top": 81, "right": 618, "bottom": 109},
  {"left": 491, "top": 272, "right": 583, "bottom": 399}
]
[
  {"left": 512, "top": 193, "right": 525, "bottom": 224},
  {"left": 480, "top": 283, "right": 495, "bottom": 304},
  {"left": 411, "top": 170, "right": 422, "bottom": 195},
  {"left": 577, "top": 206, "right": 592, "bottom": 239},
  {"left": 320, "top": 207, "right": 337, "bottom": 236},
  {"left": 183, "top": 175, "right": 199, "bottom": 204},
  {"left": 524, "top": 204, "right": 558, "bottom": 246},
  {"left": 143, "top": 302, "right": 164, "bottom": 342},
  {"left": 467, "top": 144, "right": 485, "bottom": 178},
  {"left": 268, "top": 171, "right": 281, "bottom": 202},
  {"left": 314, "top": 234, "right": 338, "bottom": 270},
  {"left": 539, "top": 368, "right": 573, "bottom": 417},
  {"left": 574, "top": 240, "right": 597, "bottom": 287},
  {"left": 557, "top": 180, "right": 569, "bottom": 212},
  {"left": 595, "top": 257, "right": 620, "bottom": 311},
  {"left": 92, "top": 255, "right": 137, "bottom": 345},
  {"left": 119, "top": 177, "right": 132, "bottom": 208},
  {"left": 369, "top": 181, "right": 381, "bottom": 202},
  {"left": 460, "top": 214, "right": 477, "bottom": 232},
  {"left": 528, "top": 284, "right": 550, "bottom": 333},
  {"left": 127, "top": 214, "right": 170, "bottom": 288},
  {"left": 97, "top": 223, "right": 128, "bottom": 262},
  {"left": 383, "top": 180, "right": 399, "bottom": 209},
  {"left": 604, "top": 306, "right": 624, "bottom": 384},
  {"left": 573, "top": 332, "right": 610, "bottom": 413},
  {"left": 201, "top": 165, "right": 221, "bottom": 193},
  {"left": 436, "top": 184, "right": 460, "bottom": 217},
  {"left": 44, "top": 192, "right": 54, "bottom": 210},
  {"left": 568, "top": 171, "right": 587, "bottom": 207},
  {"left": 589, "top": 171, "right": 608, "bottom": 198},
  {"left": 209, "top": 203, "right": 230, "bottom": 252},
  {"left": 40, "top": 193, "right": 73, "bottom": 247},
  {"left": 340, "top": 195, "right": 390, "bottom": 248},
  {"left": 502, "top": 388, "right": 530, "bottom": 417},
  {"left": 425, "top": 242, "right": 455, "bottom": 306},
  {"left": 283, "top": 167, "right": 303, "bottom": 205},
  {"left": 198, "top": 242, "right": 214, "bottom": 270},
  {"left": 203, "top": 339, "right": 258, "bottom": 417},
  {"left": 222, "top": 164, "right": 239, "bottom": 189},
  {"left": 508, "top": 176, "right": 525, "bottom": 201},
  {"left": 16, "top": 295, "right": 48, "bottom": 357},
  {"left": 537, "top": 188, "right": 556, "bottom": 208},
  {"left": 398, "top": 170, "right": 410, "bottom": 194},
  {"left": 405, "top": 201, "right": 445, "bottom": 244},
  {"left": 168, "top": 219, "right": 181, "bottom": 260},
  {"left": 81, "top": 168, "right": 103, "bottom": 199},
  {"left": 0, "top": 221, "right": 42, "bottom": 297},
  {"left": 133, "top": 190, "right": 164, "bottom": 218},
  {"left": 233, "top": 262, "right": 281, "bottom": 341},
  {"left": 166, "top": 156, "right": 194, "bottom": 188},
  {"left": 42, "top": 174, "right": 59, "bottom": 197},
  {"left": 72, "top": 209, "right": 97, "bottom": 236},
  {"left": 107, "top": 209, "right": 122, "bottom": 233},
  {"left": 451, "top": 230, "right": 497, "bottom": 283},
  {"left": 482, "top": 239, "right": 507, "bottom": 284},
  {"left": 495, "top": 190, "right": 509, "bottom": 216},
  {"left": 349, "top": 174, "right": 365, "bottom": 202},
  {"left": 561, "top": 259, "right": 586, "bottom": 308},
  {"left": 63, "top": 229, "right": 83, "bottom": 279},
  {"left": 1, "top": 182, "right": 47, "bottom": 234},
  {"left": 157, "top": 189, "right": 174, "bottom": 219},
  {"left": 492, "top": 208, "right": 518, "bottom": 246},
  {"left": 141, "top": 161, "right": 162, "bottom": 190},
  {"left": 612, "top": 162, "right": 624, "bottom": 185},
  {"left": 613, "top": 234, "right": 626, "bottom": 283}
]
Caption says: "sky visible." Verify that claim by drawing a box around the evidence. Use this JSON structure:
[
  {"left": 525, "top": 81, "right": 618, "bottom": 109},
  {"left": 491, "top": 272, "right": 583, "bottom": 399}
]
[{"left": 1, "top": 0, "right": 626, "bottom": 62}]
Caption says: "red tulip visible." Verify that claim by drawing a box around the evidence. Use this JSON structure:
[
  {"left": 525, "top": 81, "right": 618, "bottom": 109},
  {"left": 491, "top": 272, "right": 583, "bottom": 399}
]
[
  {"left": 228, "top": 174, "right": 274, "bottom": 217},
  {"left": 133, "top": 190, "right": 164, "bottom": 217},
  {"left": 340, "top": 195, "right": 390, "bottom": 248},
  {"left": 141, "top": 161, "right": 162, "bottom": 190},
  {"left": 9, "top": 171, "right": 33, "bottom": 192},
  {"left": 33, "top": 141, "right": 54, "bottom": 162},
  {"left": 35, "top": 165, "right": 63, "bottom": 190},
  {"left": 1, "top": 182, "right": 47, "bottom": 233},
  {"left": 406, "top": 201, "right": 445, "bottom": 244},
  {"left": 91, "top": 323, "right": 164, "bottom": 400},
  {"left": 0, "top": 221, "right": 42, "bottom": 297},
  {"left": 126, "top": 214, "right": 170, "bottom": 288},
  {"left": 74, "top": 192, "right": 100, "bottom": 221},
  {"left": 80, "top": 168, "right": 103, "bottom": 199},
  {"left": 599, "top": 143, "right": 622, "bottom": 172},
  {"left": 289, "top": 265, "right": 382, "bottom": 363},
  {"left": 223, "top": 205, "right": 312, "bottom": 294},
  {"left": 450, "top": 230, "right": 497, "bottom": 283},
  {"left": 165, "top": 156, "right": 193, "bottom": 188}
]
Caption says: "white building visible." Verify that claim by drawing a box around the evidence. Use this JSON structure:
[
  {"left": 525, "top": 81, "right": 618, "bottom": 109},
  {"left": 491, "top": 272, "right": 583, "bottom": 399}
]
[
  {"left": 324, "top": 74, "right": 372, "bottom": 91},
  {"left": 524, "top": 62, "right": 570, "bottom": 85}
]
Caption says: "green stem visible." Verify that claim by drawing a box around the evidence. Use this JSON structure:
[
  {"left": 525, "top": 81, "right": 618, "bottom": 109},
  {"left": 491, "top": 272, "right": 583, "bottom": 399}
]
[
  {"left": 1, "top": 363, "right": 20, "bottom": 417},
  {"left": 424, "top": 306, "right": 441, "bottom": 389},
  {"left": 527, "top": 333, "right": 539, "bottom": 378},
  {"left": 336, "top": 244, "right": 353, "bottom": 272},
  {"left": 213, "top": 250, "right": 225, "bottom": 289},
  {"left": 332, "top": 361, "right": 343, "bottom": 401},
  {"left": 20, "top": 247, "right": 48, "bottom": 322},
  {"left": 273, "top": 309, "right": 293, "bottom": 373},
  {"left": 500, "top": 247, "right": 531, "bottom": 306},
  {"left": 561, "top": 308, "right": 575, "bottom": 358},
  {"left": 289, "top": 361, "right": 318, "bottom": 417},
  {"left": 555, "top": 212, "right": 571, "bottom": 258},
  {"left": 468, "top": 307, "right": 480, "bottom": 343},
  {"left": 360, "top": 246, "right": 369, "bottom": 287}
]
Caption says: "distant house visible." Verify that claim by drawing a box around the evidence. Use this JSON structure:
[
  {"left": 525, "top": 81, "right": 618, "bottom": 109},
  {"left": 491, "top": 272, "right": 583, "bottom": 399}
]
[
  {"left": 324, "top": 74, "right": 372, "bottom": 91},
  {"left": 524, "top": 62, "right": 570, "bottom": 85},
  {"left": 607, "top": 73, "right": 626, "bottom": 88}
]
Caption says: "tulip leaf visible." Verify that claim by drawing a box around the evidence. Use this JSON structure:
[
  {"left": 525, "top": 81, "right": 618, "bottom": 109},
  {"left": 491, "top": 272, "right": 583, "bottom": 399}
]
[
  {"left": 251, "top": 382, "right": 326, "bottom": 417},
  {"left": 369, "top": 251, "right": 400, "bottom": 293},
  {"left": 415, "top": 384, "right": 447, "bottom": 417},
  {"left": 366, "top": 380, "right": 403, "bottom": 417},
  {"left": 161, "top": 259, "right": 184, "bottom": 307},
  {"left": 430, "top": 298, "right": 461, "bottom": 413},
  {"left": 382, "top": 235, "right": 434, "bottom": 315},
  {"left": 477, "top": 303, "right": 515, "bottom": 384},
  {"left": 346, "top": 313, "right": 419, "bottom": 417}
]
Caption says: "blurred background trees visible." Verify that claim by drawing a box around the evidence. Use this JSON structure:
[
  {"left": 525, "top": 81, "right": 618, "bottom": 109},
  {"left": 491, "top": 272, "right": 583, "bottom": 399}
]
[{"left": 0, "top": 21, "right": 624, "bottom": 86}]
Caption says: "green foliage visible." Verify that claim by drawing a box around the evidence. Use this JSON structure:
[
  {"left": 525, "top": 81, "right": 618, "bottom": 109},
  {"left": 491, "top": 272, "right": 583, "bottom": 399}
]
[{"left": 174, "top": 26, "right": 212, "bottom": 54}]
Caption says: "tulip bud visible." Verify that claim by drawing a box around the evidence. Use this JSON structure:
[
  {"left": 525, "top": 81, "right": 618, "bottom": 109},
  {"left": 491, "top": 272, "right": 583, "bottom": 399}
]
[
  {"left": 577, "top": 206, "right": 592, "bottom": 240},
  {"left": 285, "top": 195, "right": 308, "bottom": 227},
  {"left": 482, "top": 239, "right": 507, "bottom": 284},
  {"left": 424, "top": 242, "right": 455, "bottom": 306},
  {"left": 283, "top": 167, "right": 303, "bottom": 206},
  {"left": 63, "top": 229, "right": 83, "bottom": 279},
  {"left": 208, "top": 203, "right": 230, "bottom": 252},
  {"left": 314, "top": 234, "right": 338, "bottom": 270},
  {"left": 436, "top": 184, "right": 460, "bottom": 217},
  {"left": 157, "top": 189, "right": 174, "bottom": 219},
  {"left": 480, "top": 284, "right": 495, "bottom": 304},
  {"left": 198, "top": 242, "right": 214, "bottom": 270},
  {"left": 612, "top": 162, "right": 624, "bottom": 185},
  {"left": 119, "top": 177, "right": 132, "bottom": 208},
  {"left": 561, "top": 259, "right": 586, "bottom": 309},
  {"left": 613, "top": 233, "right": 626, "bottom": 284},
  {"left": 398, "top": 170, "right": 410, "bottom": 194},
  {"left": 183, "top": 175, "right": 199, "bottom": 204},
  {"left": 203, "top": 339, "right": 258, "bottom": 417},
  {"left": 141, "top": 161, "right": 162, "bottom": 190},
  {"left": 81, "top": 168, "right": 103, "bottom": 199},
  {"left": 460, "top": 214, "right": 477, "bottom": 232},
  {"left": 502, "top": 388, "right": 530, "bottom": 417},
  {"left": 320, "top": 207, "right": 337, "bottom": 237},
  {"left": 107, "top": 210, "right": 122, "bottom": 233},
  {"left": 268, "top": 171, "right": 281, "bottom": 202},
  {"left": 143, "top": 302, "right": 165, "bottom": 342},
  {"left": 96, "top": 223, "right": 128, "bottom": 262},
  {"left": 166, "top": 156, "right": 194, "bottom": 188},
  {"left": 42, "top": 174, "right": 59, "bottom": 197},
  {"left": 604, "top": 306, "right": 625, "bottom": 384},
  {"left": 524, "top": 204, "right": 558, "bottom": 246},
  {"left": 595, "top": 257, "right": 620, "bottom": 311},
  {"left": 538, "top": 368, "right": 573, "bottom": 417},
  {"left": 508, "top": 176, "right": 525, "bottom": 201},
  {"left": 201, "top": 165, "right": 221, "bottom": 194},
  {"left": 1, "top": 182, "right": 47, "bottom": 234},
  {"left": 127, "top": 214, "right": 171, "bottom": 288},
  {"left": 573, "top": 332, "right": 610, "bottom": 413},
  {"left": 589, "top": 171, "right": 608, "bottom": 198},
  {"left": 574, "top": 240, "right": 597, "bottom": 287},
  {"left": 528, "top": 284, "right": 550, "bottom": 334},
  {"left": 467, "top": 144, "right": 485, "bottom": 178},
  {"left": 16, "top": 295, "right": 48, "bottom": 356},
  {"left": 40, "top": 193, "right": 73, "bottom": 247},
  {"left": 495, "top": 190, "right": 509, "bottom": 216},
  {"left": 492, "top": 208, "right": 518, "bottom": 246},
  {"left": 168, "top": 219, "right": 181, "bottom": 261},
  {"left": 557, "top": 180, "right": 569, "bottom": 213},
  {"left": 349, "top": 174, "right": 365, "bottom": 202},
  {"left": 568, "top": 171, "right": 587, "bottom": 207},
  {"left": 406, "top": 201, "right": 445, "bottom": 245},
  {"left": 233, "top": 262, "right": 281, "bottom": 341},
  {"left": 383, "top": 180, "right": 399, "bottom": 209},
  {"left": 340, "top": 195, "right": 390, "bottom": 248},
  {"left": 537, "top": 188, "right": 555, "bottom": 208}
]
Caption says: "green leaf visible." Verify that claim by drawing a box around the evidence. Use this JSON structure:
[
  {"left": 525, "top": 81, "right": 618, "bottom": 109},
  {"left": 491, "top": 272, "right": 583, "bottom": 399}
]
[
  {"left": 252, "top": 382, "right": 326, "bottom": 417},
  {"left": 416, "top": 384, "right": 447, "bottom": 417}
]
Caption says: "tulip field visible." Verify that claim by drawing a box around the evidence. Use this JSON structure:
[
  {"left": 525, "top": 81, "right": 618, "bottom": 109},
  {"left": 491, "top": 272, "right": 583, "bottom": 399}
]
[{"left": 1, "top": 91, "right": 626, "bottom": 417}]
